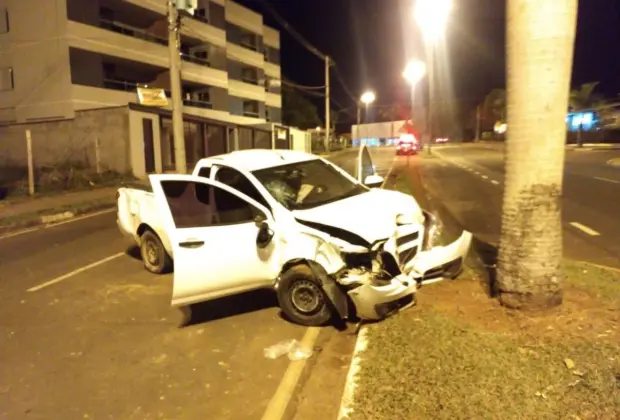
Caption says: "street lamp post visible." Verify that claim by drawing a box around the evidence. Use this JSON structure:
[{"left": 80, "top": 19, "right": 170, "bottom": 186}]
[
  {"left": 359, "top": 91, "right": 376, "bottom": 146},
  {"left": 403, "top": 59, "right": 427, "bottom": 136},
  {"left": 414, "top": 0, "right": 452, "bottom": 153}
]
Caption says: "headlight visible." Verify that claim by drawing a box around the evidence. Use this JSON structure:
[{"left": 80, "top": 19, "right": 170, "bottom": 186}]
[{"left": 422, "top": 211, "right": 443, "bottom": 250}]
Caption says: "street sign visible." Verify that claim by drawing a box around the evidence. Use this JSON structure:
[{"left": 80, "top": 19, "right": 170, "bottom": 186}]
[{"left": 137, "top": 88, "right": 168, "bottom": 107}]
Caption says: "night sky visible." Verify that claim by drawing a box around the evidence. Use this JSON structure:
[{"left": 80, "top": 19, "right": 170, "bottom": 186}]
[{"left": 238, "top": 0, "right": 620, "bottom": 124}]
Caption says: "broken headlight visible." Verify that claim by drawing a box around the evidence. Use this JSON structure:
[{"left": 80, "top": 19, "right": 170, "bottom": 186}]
[{"left": 422, "top": 211, "right": 443, "bottom": 251}]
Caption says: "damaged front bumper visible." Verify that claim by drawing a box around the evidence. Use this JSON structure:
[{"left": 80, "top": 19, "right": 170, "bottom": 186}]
[{"left": 346, "top": 273, "right": 417, "bottom": 321}]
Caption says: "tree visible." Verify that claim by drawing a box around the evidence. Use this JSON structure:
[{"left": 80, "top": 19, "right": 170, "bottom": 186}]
[
  {"left": 497, "top": 0, "right": 578, "bottom": 310},
  {"left": 281, "top": 87, "right": 321, "bottom": 129},
  {"left": 569, "top": 82, "right": 601, "bottom": 111}
]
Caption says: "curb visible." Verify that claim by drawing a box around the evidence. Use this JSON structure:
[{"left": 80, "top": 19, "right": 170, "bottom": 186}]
[
  {"left": 607, "top": 158, "right": 620, "bottom": 167},
  {"left": 336, "top": 327, "right": 369, "bottom": 419},
  {"left": 0, "top": 201, "right": 115, "bottom": 237}
]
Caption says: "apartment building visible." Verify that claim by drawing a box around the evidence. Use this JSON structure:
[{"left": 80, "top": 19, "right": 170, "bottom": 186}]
[{"left": 0, "top": 0, "right": 293, "bottom": 178}]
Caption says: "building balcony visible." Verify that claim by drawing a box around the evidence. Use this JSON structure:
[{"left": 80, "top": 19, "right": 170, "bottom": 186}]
[
  {"left": 226, "top": 42, "right": 264, "bottom": 69},
  {"left": 228, "top": 79, "right": 265, "bottom": 102},
  {"left": 264, "top": 62, "right": 281, "bottom": 78},
  {"left": 71, "top": 83, "right": 138, "bottom": 111},
  {"left": 183, "top": 98, "right": 213, "bottom": 109},
  {"left": 181, "top": 60, "right": 228, "bottom": 90},
  {"left": 180, "top": 16, "right": 227, "bottom": 48},
  {"left": 67, "top": 20, "right": 169, "bottom": 69},
  {"left": 266, "top": 92, "right": 282, "bottom": 108}
]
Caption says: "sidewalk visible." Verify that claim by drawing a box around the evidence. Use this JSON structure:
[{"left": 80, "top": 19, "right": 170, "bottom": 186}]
[{"left": 0, "top": 187, "right": 118, "bottom": 233}]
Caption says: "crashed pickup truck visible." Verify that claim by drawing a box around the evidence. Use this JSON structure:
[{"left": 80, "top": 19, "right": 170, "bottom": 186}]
[{"left": 117, "top": 146, "right": 472, "bottom": 325}]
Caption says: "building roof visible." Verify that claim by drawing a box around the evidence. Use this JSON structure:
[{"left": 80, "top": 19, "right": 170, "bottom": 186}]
[{"left": 197, "top": 149, "right": 318, "bottom": 172}]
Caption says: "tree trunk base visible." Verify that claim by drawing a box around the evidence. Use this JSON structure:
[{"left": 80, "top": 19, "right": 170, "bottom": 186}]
[{"left": 499, "top": 289, "right": 563, "bottom": 311}]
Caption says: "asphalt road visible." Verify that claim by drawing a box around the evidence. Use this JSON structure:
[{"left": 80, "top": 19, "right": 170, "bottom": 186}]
[
  {"left": 416, "top": 143, "right": 620, "bottom": 269},
  {"left": 0, "top": 147, "right": 396, "bottom": 420}
]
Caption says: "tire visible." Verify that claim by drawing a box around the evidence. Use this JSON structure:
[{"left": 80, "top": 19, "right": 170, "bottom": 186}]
[
  {"left": 277, "top": 264, "right": 334, "bottom": 326},
  {"left": 140, "top": 230, "right": 173, "bottom": 274}
]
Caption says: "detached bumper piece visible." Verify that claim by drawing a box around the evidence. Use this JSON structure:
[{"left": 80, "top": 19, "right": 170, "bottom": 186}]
[{"left": 346, "top": 274, "right": 417, "bottom": 321}]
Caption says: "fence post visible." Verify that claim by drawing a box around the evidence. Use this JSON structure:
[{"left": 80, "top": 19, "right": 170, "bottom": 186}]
[
  {"left": 95, "top": 137, "right": 102, "bottom": 174},
  {"left": 25, "top": 129, "right": 35, "bottom": 196}
]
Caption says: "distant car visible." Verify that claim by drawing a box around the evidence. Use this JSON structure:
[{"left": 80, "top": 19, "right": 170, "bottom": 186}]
[
  {"left": 435, "top": 137, "right": 449, "bottom": 144},
  {"left": 396, "top": 134, "right": 420, "bottom": 155}
]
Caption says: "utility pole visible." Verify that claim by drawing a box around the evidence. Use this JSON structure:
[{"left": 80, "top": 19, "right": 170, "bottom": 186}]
[
  {"left": 427, "top": 44, "right": 435, "bottom": 153},
  {"left": 167, "top": 0, "right": 187, "bottom": 173},
  {"left": 324, "top": 56, "right": 330, "bottom": 153},
  {"left": 475, "top": 104, "right": 481, "bottom": 142},
  {"left": 356, "top": 105, "right": 361, "bottom": 145}
]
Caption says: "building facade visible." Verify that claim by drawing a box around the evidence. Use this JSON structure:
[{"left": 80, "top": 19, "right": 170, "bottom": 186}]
[{"left": 0, "top": 0, "right": 288, "bottom": 178}]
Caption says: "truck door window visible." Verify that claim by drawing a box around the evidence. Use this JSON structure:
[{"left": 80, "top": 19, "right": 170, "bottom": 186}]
[
  {"left": 161, "top": 180, "right": 263, "bottom": 227},
  {"left": 214, "top": 167, "right": 271, "bottom": 211}
]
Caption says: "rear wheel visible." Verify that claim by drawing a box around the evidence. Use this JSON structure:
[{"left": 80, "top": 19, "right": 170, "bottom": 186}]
[
  {"left": 277, "top": 264, "right": 333, "bottom": 326},
  {"left": 140, "top": 230, "right": 172, "bottom": 274}
]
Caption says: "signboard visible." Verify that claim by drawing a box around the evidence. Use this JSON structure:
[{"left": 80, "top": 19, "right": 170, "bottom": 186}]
[
  {"left": 276, "top": 127, "right": 288, "bottom": 140},
  {"left": 137, "top": 88, "right": 168, "bottom": 107}
]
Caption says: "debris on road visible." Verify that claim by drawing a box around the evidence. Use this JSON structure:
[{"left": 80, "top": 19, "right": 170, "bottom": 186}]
[{"left": 264, "top": 339, "right": 314, "bottom": 361}]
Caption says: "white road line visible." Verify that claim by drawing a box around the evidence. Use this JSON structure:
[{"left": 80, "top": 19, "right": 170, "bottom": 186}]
[
  {"left": 0, "top": 208, "right": 115, "bottom": 241},
  {"left": 27, "top": 252, "right": 125, "bottom": 292},
  {"left": 594, "top": 176, "right": 620, "bottom": 184},
  {"left": 569, "top": 222, "right": 600, "bottom": 237},
  {"left": 261, "top": 327, "right": 321, "bottom": 420},
  {"left": 491, "top": 180, "right": 500, "bottom": 185},
  {"left": 474, "top": 171, "right": 481, "bottom": 175},
  {"left": 337, "top": 327, "right": 369, "bottom": 419},
  {"left": 481, "top": 175, "right": 489, "bottom": 179}
]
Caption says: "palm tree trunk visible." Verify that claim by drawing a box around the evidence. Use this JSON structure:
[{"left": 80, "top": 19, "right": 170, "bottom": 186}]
[{"left": 497, "top": 0, "right": 578, "bottom": 310}]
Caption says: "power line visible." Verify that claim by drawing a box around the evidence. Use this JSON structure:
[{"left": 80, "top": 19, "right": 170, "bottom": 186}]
[
  {"left": 281, "top": 78, "right": 325, "bottom": 90},
  {"left": 258, "top": 0, "right": 358, "bottom": 106}
]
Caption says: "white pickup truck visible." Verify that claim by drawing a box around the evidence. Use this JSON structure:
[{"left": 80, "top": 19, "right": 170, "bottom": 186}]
[{"left": 116, "top": 146, "right": 472, "bottom": 326}]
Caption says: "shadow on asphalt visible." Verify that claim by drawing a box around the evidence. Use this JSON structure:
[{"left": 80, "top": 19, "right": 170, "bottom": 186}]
[{"left": 181, "top": 289, "right": 279, "bottom": 327}]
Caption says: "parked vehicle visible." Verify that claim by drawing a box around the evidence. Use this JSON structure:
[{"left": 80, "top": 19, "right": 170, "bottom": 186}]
[
  {"left": 117, "top": 146, "right": 472, "bottom": 325},
  {"left": 396, "top": 134, "right": 421, "bottom": 155}
]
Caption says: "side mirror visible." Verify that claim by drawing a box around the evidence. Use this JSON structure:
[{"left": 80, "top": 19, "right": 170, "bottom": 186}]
[
  {"left": 363, "top": 174, "right": 384, "bottom": 188},
  {"left": 256, "top": 221, "right": 275, "bottom": 249}
]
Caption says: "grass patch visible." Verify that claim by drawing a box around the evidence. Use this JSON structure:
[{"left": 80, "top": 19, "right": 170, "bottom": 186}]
[{"left": 350, "top": 262, "right": 620, "bottom": 420}]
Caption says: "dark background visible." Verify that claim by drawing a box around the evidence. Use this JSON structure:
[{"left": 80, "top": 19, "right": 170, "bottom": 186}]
[{"left": 238, "top": 0, "right": 620, "bottom": 126}]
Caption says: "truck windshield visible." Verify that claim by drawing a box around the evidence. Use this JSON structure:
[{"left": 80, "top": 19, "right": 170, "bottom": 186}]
[{"left": 252, "top": 159, "right": 367, "bottom": 210}]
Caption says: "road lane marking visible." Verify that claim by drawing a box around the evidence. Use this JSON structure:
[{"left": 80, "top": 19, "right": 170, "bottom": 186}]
[
  {"left": 491, "top": 180, "right": 500, "bottom": 185},
  {"left": 0, "top": 208, "right": 115, "bottom": 240},
  {"left": 569, "top": 222, "right": 600, "bottom": 237},
  {"left": 482, "top": 175, "right": 489, "bottom": 179},
  {"left": 261, "top": 327, "right": 321, "bottom": 420},
  {"left": 594, "top": 176, "right": 620, "bottom": 184},
  {"left": 27, "top": 252, "right": 125, "bottom": 292}
]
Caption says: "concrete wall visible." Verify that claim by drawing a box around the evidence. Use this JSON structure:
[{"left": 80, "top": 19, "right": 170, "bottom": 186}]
[
  {"left": 225, "top": 1, "right": 263, "bottom": 35},
  {"left": 0, "top": 107, "right": 131, "bottom": 173}
]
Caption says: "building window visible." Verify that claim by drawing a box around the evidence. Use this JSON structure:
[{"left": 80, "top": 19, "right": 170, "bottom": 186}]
[
  {"left": 0, "top": 8, "right": 9, "bottom": 33},
  {"left": 265, "top": 108, "right": 271, "bottom": 122},
  {"left": 240, "top": 30, "right": 258, "bottom": 51},
  {"left": 194, "top": 7, "right": 209, "bottom": 23},
  {"left": 243, "top": 101, "right": 260, "bottom": 118},
  {"left": 0, "top": 68, "right": 14, "bottom": 91},
  {"left": 241, "top": 67, "right": 258, "bottom": 85}
]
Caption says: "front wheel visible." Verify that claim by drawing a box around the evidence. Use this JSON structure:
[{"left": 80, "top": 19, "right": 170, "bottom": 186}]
[
  {"left": 277, "top": 264, "right": 333, "bottom": 326},
  {"left": 140, "top": 230, "right": 173, "bottom": 274}
]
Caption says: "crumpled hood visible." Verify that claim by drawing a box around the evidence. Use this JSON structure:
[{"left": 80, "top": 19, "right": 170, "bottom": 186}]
[{"left": 293, "top": 188, "right": 423, "bottom": 246}]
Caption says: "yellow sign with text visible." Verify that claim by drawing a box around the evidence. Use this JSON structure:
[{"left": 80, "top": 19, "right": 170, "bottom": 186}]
[{"left": 137, "top": 88, "right": 168, "bottom": 107}]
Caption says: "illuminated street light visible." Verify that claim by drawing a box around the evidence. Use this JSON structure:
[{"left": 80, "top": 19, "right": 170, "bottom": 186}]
[
  {"left": 403, "top": 59, "right": 427, "bottom": 86},
  {"left": 360, "top": 91, "right": 376, "bottom": 105},
  {"left": 414, "top": 0, "right": 453, "bottom": 42}
]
